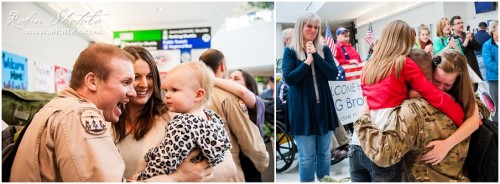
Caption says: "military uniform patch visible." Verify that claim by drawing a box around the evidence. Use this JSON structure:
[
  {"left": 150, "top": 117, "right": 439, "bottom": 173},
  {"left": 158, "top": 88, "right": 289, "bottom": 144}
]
[
  {"left": 79, "top": 109, "right": 107, "bottom": 135},
  {"left": 238, "top": 99, "right": 248, "bottom": 114}
]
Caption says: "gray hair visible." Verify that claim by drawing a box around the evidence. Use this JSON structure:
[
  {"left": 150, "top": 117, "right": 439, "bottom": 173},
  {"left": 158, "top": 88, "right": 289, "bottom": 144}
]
[
  {"left": 282, "top": 28, "right": 294, "bottom": 41},
  {"left": 490, "top": 20, "right": 498, "bottom": 35}
]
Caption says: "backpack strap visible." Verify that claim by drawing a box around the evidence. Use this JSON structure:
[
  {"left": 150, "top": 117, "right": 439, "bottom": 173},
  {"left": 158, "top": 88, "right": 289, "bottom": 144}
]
[
  {"left": 340, "top": 46, "right": 350, "bottom": 60},
  {"left": 2, "top": 104, "right": 59, "bottom": 182}
]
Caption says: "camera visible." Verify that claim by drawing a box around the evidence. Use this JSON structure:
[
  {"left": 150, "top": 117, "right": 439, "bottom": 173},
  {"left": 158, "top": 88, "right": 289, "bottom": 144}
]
[{"left": 447, "top": 34, "right": 459, "bottom": 41}]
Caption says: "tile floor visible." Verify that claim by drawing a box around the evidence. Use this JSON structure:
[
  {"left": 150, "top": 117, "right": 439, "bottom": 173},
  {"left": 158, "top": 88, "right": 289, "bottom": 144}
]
[{"left": 275, "top": 156, "right": 351, "bottom": 182}]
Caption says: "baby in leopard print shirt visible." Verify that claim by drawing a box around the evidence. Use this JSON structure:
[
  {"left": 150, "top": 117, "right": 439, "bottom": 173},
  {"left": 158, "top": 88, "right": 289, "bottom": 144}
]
[{"left": 136, "top": 62, "right": 231, "bottom": 180}]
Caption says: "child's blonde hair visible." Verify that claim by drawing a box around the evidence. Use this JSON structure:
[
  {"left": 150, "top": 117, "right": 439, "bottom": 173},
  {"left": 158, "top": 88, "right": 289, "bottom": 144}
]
[
  {"left": 361, "top": 20, "right": 415, "bottom": 85},
  {"left": 171, "top": 62, "right": 214, "bottom": 106},
  {"left": 418, "top": 24, "right": 430, "bottom": 36}
]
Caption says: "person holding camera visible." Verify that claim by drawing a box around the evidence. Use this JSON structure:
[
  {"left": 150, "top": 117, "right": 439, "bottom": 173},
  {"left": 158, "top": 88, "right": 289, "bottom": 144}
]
[
  {"left": 433, "top": 17, "right": 463, "bottom": 55},
  {"left": 450, "top": 15, "right": 483, "bottom": 80}
]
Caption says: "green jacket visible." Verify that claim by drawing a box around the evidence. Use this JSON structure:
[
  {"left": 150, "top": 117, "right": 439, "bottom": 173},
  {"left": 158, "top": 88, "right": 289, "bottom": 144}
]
[{"left": 433, "top": 36, "right": 464, "bottom": 55}]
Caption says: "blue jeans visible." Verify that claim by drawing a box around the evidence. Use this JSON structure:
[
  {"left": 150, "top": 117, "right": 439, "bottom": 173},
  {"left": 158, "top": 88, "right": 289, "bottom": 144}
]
[
  {"left": 294, "top": 131, "right": 333, "bottom": 182},
  {"left": 348, "top": 145, "right": 402, "bottom": 182}
]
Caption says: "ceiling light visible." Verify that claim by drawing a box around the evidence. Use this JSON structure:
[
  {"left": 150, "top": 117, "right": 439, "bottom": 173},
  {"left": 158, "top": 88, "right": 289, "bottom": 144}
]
[{"left": 156, "top": 7, "right": 164, "bottom": 11}]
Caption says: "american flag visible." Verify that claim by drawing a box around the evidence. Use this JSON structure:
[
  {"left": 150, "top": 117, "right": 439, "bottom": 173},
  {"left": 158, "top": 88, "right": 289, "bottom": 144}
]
[
  {"left": 342, "top": 62, "right": 365, "bottom": 81},
  {"left": 325, "top": 23, "right": 336, "bottom": 58},
  {"left": 365, "top": 22, "right": 374, "bottom": 46}
]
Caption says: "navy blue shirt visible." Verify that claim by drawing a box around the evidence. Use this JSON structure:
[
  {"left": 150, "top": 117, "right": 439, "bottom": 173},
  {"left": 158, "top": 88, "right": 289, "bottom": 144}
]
[{"left": 475, "top": 30, "right": 491, "bottom": 55}]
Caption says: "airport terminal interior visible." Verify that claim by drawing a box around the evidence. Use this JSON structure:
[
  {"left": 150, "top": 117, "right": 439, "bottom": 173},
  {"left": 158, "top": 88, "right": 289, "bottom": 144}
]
[{"left": 2, "top": 1, "right": 499, "bottom": 182}]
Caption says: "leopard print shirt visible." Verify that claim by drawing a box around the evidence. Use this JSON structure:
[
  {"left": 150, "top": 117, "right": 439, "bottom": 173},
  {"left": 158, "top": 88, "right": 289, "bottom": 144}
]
[{"left": 137, "top": 109, "right": 231, "bottom": 180}]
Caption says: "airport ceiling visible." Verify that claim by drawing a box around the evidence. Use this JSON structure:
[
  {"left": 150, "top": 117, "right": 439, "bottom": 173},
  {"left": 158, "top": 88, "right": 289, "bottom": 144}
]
[{"left": 276, "top": 2, "right": 387, "bottom": 28}]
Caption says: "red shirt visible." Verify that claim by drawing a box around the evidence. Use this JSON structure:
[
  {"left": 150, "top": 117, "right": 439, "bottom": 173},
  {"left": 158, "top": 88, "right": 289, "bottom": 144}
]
[
  {"left": 334, "top": 42, "right": 362, "bottom": 65},
  {"left": 361, "top": 57, "right": 465, "bottom": 126}
]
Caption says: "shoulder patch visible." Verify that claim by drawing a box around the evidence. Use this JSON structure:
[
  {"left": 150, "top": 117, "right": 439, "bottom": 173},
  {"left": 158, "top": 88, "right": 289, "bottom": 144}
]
[
  {"left": 79, "top": 109, "right": 107, "bottom": 136},
  {"left": 238, "top": 99, "right": 248, "bottom": 114}
]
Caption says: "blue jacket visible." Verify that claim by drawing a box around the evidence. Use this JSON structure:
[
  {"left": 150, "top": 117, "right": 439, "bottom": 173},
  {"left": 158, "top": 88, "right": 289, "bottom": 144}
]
[
  {"left": 282, "top": 45, "right": 339, "bottom": 136},
  {"left": 482, "top": 38, "right": 498, "bottom": 81}
]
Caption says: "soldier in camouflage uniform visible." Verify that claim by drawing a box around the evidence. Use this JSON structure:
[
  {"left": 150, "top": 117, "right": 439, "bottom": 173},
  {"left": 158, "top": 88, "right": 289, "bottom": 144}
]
[
  {"left": 355, "top": 97, "right": 489, "bottom": 182},
  {"left": 354, "top": 49, "right": 487, "bottom": 182}
]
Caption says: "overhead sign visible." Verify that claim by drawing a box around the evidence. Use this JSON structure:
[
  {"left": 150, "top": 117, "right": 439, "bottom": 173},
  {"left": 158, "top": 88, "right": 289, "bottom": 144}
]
[
  {"left": 120, "top": 41, "right": 162, "bottom": 50},
  {"left": 113, "top": 30, "right": 162, "bottom": 41},
  {"left": 2, "top": 51, "right": 28, "bottom": 90},
  {"left": 162, "top": 27, "right": 211, "bottom": 50},
  {"left": 113, "top": 30, "right": 162, "bottom": 50}
]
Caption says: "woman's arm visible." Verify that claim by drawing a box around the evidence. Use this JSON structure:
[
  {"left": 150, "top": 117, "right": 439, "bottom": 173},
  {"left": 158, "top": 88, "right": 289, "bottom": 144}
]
[
  {"left": 215, "top": 78, "right": 256, "bottom": 110},
  {"left": 403, "top": 59, "right": 464, "bottom": 125},
  {"left": 143, "top": 150, "right": 213, "bottom": 182},
  {"left": 312, "top": 46, "right": 339, "bottom": 80},
  {"left": 421, "top": 103, "right": 480, "bottom": 165},
  {"left": 282, "top": 47, "right": 311, "bottom": 86},
  {"left": 209, "top": 151, "right": 237, "bottom": 182}
]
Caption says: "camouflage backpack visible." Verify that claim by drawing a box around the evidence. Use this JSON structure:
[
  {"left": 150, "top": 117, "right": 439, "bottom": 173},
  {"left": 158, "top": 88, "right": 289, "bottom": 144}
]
[{"left": 2, "top": 88, "right": 56, "bottom": 126}]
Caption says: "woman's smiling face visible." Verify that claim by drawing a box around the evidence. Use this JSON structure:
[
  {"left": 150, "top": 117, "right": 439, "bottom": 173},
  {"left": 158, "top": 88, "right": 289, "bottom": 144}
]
[{"left": 130, "top": 59, "right": 154, "bottom": 106}]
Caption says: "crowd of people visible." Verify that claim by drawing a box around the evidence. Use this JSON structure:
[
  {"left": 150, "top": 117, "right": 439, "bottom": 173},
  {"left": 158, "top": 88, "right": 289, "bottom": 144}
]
[
  {"left": 278, "top": 11, "right": 497, "bottom": 182},
  {"left": 8, "top": 44, "right": 272, "bottom": 182}
]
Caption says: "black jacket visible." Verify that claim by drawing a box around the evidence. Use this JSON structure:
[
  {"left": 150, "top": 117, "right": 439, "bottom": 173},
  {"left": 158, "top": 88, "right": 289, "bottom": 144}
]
[{"left": 458, "top": 32, "right": 483, "bottom": 80}]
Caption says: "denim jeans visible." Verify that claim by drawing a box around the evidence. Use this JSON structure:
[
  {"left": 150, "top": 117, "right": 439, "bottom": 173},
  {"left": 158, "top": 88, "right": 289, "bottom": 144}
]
[
  {"left": 348, "top": 145, "right": 402, "bottom": 182},
  {"left": 294, "top": 131, "right": 333, "bottom": 182}
]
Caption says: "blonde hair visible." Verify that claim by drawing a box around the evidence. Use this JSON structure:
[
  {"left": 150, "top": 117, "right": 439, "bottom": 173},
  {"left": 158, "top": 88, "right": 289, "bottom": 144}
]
[
  {"left": 490, "top": 20, "right": 498, "bottom": 35},
  {"left": 361, "top": 20, "right": 415, "bottom": 85},
  {"left": 434, "top": 50, "right": 475, "bottom": 118},
  {"left": 170, "top": 62, "right": 214, "bottom": 106},
  {"left": 418, "top": 24, "right": 430, "bottom": 36},
  {"left": 290, "top": 12, "right": 324, "bottom": 61},
  {"left": 436, "top": 17, "right": 450, "bottom": 38}
]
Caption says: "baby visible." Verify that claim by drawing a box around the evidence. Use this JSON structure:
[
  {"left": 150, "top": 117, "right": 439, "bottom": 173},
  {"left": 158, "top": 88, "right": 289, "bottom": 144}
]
[{"left": 136, "top": 62, "right": 231, "bottom": 180}]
